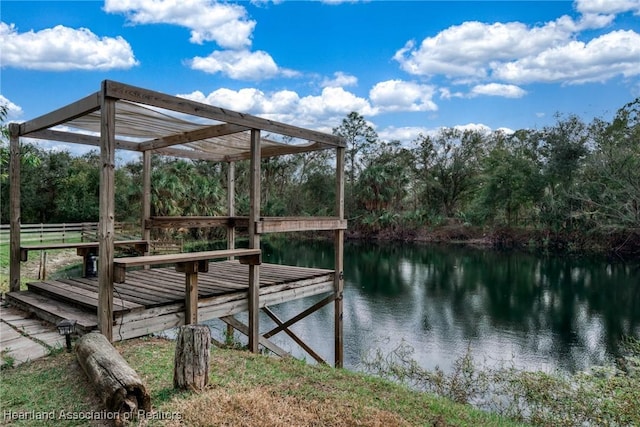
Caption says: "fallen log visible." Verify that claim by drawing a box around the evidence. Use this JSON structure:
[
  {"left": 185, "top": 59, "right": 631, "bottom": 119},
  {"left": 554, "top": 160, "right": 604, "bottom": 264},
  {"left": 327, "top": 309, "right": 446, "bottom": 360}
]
[
  {"left": 76, "top": 332, "right": 151, "bottom": 422},
  {"left": 174, "top": 324, "right": 210, "bottom": 391}
]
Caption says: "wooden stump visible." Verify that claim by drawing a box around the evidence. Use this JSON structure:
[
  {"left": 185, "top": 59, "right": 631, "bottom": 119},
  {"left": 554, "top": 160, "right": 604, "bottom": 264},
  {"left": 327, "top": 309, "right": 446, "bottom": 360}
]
[
  {"left": 173, "top": 325, "right": 210, "bottom": 391},
  {"left": 75, "top": 332, "right": 151, "bottom": 422}
]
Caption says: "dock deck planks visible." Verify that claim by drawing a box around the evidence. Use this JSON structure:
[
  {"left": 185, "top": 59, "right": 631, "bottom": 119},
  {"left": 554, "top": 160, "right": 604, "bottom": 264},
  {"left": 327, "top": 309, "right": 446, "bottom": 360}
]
[{"left": 8, "top": 261, "right": 335, "bottom": 341}]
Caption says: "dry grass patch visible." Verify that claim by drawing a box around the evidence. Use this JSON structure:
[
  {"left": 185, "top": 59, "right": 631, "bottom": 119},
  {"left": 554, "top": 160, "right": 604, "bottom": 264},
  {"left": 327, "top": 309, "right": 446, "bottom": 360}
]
[{"left": 166, "top": 386, "right": 411, "bottom": 427}]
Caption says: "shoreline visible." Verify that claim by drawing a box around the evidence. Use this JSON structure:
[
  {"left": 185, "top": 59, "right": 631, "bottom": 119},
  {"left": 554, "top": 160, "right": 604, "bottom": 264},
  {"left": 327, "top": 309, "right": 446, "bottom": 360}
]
[{"left": 342, "top": 224, "right": 640, "bottom": 259}]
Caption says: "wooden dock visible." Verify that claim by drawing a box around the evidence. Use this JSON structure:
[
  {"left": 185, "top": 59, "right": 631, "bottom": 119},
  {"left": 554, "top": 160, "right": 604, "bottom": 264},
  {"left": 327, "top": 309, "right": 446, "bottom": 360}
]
[
  {"left": 8, "top": 80, "right": 346, "bottom": 365},
  {"left": 6, "top": 261, "right": 335, "bottom": 342}
]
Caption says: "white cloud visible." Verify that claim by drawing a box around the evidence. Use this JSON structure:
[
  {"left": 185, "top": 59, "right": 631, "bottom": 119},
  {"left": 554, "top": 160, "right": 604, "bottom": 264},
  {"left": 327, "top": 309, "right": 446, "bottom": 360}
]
[
  {"left": 180, "top": 87, "right": 300, "bottom": 115},
  {"left": 322, "top": 72, "right": 358, "bottom": 88},
  {"left": 0, "top": 22, "right": 138, "bottom": 71},
  {"left": 493, "top": 30, "right": 640, "bottom": 84},
  {"left": 369, "top": 80, "right": 438, "bottom": 112},
  {"left": 0, "top": 95, "right": 23, "bottom": 120},
  {"left": 470, "top": 83, "right": 527, "bottom": 98},
  {"left": 377, "top": 126, "right": 433, "bottom": 144},
  {"left": 393, "top": 19, "right": 575, "bottom": 79},
  {"left": 574, "top": 0, "right": 640, "bottom": 15},
  {"left": 495, "top": 127, "right": 516, "bottom": 135},
  {"left": 178, "top": 85, "right": 376, "bottom": 130},
  {"left": 378, "top": 123, "right": 506, "bottom": 145},
  {"left": 190, "top": 49, "right": 297, "bottom": 80},
  {"left": 104, "top": 0, "right": 255, "bottom": 49},
  {"left": 439, "top": 88, "right": 465, "bottom": 100},
  {"left": 299, "top": 87, "right": 377, "bottom": 118},
  {"left": 453, "top": 123, "right": 493, "bottom": 134},
  {"left": 394, "top": 11, "right": 640, "bottom": 88}
]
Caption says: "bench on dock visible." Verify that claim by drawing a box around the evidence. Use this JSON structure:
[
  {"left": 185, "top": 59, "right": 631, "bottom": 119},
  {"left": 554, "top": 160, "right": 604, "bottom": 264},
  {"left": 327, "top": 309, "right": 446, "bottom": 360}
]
[
  {"left": 113, "top": 249, "right": 262, "bottom": 324},
  {"left": 20, "top": 240, "right": 150, "bottom": 278},
  {"left": 20, "top": 240, "right": 150, "bottom": 261}
]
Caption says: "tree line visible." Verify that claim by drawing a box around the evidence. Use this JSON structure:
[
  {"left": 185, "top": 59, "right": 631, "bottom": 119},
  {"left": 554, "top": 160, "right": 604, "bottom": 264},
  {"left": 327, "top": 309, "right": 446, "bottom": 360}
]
[{"left": 1, "top": 98, "right": 639, "bottom": 251}]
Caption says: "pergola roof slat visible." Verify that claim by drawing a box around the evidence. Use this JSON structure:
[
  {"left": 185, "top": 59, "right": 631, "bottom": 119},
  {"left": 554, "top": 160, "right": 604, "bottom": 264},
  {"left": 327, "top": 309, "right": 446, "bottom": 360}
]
[
  {"left": 19, "top": 92, "right": 101, "bottom": 136},
  {"left": 27, "top": 129, "right": 141, "bottom": 152},
  {"left": 139, "top": 123, "right": 249, "bottom": 151},
  {"left": 15, "top": 80, "right": 345, "bottom": 162},
  {"left": 103, "top": 80, "right": 345, "bottom": 148}
]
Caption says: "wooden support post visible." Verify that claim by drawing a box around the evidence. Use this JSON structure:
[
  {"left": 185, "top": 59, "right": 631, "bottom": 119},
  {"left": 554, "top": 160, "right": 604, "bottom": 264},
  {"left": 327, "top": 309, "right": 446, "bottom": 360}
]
[
  {"left": 177, "top": 261, "right": 199, "bottom": 324},
  {"left": 173, "top": 325, "right": 210, "bottom": 391},
  {"left": 334, "top": 146, "right": 345, "bottom": 368},
  {"left": 142, "top": 151, "right": 151, "bottom": 262},
  {"left": 226, "top": 163, "right": 236, "bottom": 339},
  {"left": 98, "top": 88, "right": 117, "bottom": 341},
  {"left": 38, "top": 251, "right": 47, "bottom": 280},
  {"left": 227, "top": 161, "right": 236, "bottom": 255},
  {"left": 9, "top": 123, "right": 21, "bottom": 292},
  {"left": 248, "top": 129, "right": 261, "bottom": 353}
]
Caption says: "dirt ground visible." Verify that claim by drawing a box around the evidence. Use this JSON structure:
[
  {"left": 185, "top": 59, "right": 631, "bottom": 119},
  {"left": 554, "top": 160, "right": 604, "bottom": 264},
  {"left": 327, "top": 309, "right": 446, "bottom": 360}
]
[
  {"left": 0, "top": 250, "right": 81, "bottom": 293},
  {"left": 21, "top": 249, "right": 82, "bottom": 279}
]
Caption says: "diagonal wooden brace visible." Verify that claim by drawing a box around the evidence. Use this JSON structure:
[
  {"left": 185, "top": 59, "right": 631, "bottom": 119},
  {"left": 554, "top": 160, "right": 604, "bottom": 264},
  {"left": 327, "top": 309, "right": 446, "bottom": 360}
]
[
  {"left": 262, "top": 306, "right": 326, "bottom": 364},
  {"left": 220, "top": 315, "right": 290, "bottom": 358},
  {"left": 263, "top": 293, "right": 335, "bottom": 339}
]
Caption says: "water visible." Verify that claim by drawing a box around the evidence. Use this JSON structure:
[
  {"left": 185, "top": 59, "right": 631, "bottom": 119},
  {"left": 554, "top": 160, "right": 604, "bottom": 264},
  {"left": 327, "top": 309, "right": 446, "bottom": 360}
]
[{"left": 207, "top": 240, "right": 640, "bottom": 374}]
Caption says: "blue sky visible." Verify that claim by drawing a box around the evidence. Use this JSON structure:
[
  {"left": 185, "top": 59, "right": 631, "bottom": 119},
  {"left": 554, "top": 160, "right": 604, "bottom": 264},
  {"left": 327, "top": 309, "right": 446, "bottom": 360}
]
[{"left": 1, "top": 0, "right": 640, "bottom": 149}]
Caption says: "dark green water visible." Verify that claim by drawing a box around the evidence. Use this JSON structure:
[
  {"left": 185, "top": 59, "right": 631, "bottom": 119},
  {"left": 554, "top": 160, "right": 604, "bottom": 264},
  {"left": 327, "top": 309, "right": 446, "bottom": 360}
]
[{"left": 220, "top": 240, "right": 640, "bottom": 374}]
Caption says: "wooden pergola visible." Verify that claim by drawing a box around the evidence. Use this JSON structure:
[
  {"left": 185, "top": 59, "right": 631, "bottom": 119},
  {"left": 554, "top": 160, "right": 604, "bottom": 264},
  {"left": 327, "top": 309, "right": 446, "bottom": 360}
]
[{"left": 9, "top": 80, "right": 346, "bottom": 366}]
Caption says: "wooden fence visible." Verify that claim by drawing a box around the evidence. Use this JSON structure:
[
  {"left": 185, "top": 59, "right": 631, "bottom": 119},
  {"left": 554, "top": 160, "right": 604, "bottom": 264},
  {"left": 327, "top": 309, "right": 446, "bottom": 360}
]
[
  {"left": 0, "top": 222, "right": 182, "bottom": 256},
  {"left": 0, "top": 222, "right": 139, "bottom": 244}
]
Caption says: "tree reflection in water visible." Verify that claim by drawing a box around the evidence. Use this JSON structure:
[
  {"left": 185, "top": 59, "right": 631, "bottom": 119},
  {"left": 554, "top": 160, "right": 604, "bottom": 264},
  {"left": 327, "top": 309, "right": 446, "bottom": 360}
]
[{"left": 256, "top": 239, "right": 640, "bottom": 373}]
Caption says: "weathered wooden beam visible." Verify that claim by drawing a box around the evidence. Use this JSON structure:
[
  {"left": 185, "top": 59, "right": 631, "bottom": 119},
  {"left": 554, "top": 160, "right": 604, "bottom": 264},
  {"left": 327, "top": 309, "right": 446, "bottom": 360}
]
[
  {"left": 197, "top": 281, "right": 335, "bottom": 320},
  {"left": 178, "top": 262, "right": 199, "bottom": 325},
  {"left": 138, "top": 123, "right": 249, "bottom": 151},
  {"left": 19, "top": 92, "right": 100, "bottom": 136},
  {"left": 220, "top": 316, "right": 289, "bottom": 358},
  {"left": 113, "top": 279, "right": 335, "bottom": 341},
  {"left": 113, "top": 249, "right": 261, "bottom": 283},
  {"left": 335, "top": 146, "right": 345, "bottom": 368},
  {"left": 262, "top": 306, "right": 327, "bottom": 365},
  {"left": 9, "top": 123, "right": 21, "bottom": 292},
  {"left": 27, "top": 129, "right": 226, "bottom": 161},
  {"left": 103, "top": 80, "right": 345, "bottom": 147},
  {"left": 256, "top": 218, "right": 347, "bottom": 234},
  {"left": 26, "top": 129, "right": 140, "bottom": 151},
  {"left": 114, "top": 248, "right": 260, "bottom": 267},
  {"left": 142, "top": 151, "right": 151, "bottom": 259},
  {"left": 263, "top": 293, "right": 336, "bottom": 339},
  {"left": 116, "top": 303, "right": 185, "bottom": 341},
  {"left": 227, "top": 162, "right": 236, "bottom": 263},
  {"left": 145, "top": 216, "right": 249, "bottom": 229},
  {"left": 98, "top": 90, "right": 116, "bottom": 342},
  {"left": 151, "top": 147, "right": 224, "bottom": 161},
  {"left": 259, "top": 281, "right": 334, "bottom": 306},
  {"left": 20, "top": 240, "right": 149, "bottom": 261},
  {"left": 224, "top": 141, "right": 329, "bottom": 162},
  {"left": 248, "top": 129, "right": 261, "bottom": 353}
]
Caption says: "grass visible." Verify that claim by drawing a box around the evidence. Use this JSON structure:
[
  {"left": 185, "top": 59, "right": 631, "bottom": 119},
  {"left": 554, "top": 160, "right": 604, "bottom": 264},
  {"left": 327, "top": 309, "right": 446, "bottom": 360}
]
[{"left": 0, "top": 336, "right": 525, "bottom": 427}]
